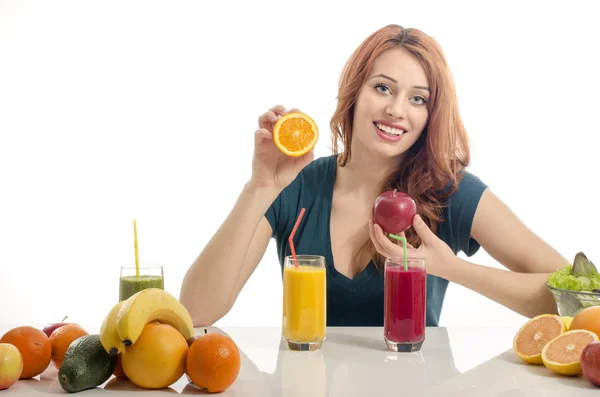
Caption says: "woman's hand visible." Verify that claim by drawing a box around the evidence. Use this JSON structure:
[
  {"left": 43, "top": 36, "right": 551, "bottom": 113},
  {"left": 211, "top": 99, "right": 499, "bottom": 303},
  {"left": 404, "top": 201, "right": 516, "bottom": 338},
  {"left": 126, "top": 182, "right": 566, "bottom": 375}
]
[
  {"left": 249, "top": 104, "right": 314, "bottom": 191},
  {"left": 368, "top": 214, "right": 455, "bottom": 277}
]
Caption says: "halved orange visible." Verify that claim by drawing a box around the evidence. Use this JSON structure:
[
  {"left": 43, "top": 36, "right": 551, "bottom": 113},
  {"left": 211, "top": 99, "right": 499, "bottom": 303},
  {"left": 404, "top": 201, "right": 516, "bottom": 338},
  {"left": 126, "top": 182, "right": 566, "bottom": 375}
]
[
  {"left": 513, "top": 314, "right": 566, "bottom": 364},
  {"left": 273, "top": 112, "right": 318, "bottom": 157},
  {"left": 541, "top": 329, "right": 598, "bottom": 376}
]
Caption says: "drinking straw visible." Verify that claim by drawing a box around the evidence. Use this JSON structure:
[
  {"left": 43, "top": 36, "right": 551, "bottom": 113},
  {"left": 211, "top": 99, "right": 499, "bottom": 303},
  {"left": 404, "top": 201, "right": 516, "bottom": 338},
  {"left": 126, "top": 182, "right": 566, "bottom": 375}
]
[
  {"left": 389, "top": 233, "right": 408, "bottom": 271},
  {"left": 133, "top": 219, "right": 140, "bottom": 277},
  {"left": 288, "top": 208, "right": 306, "bottom": 268}
]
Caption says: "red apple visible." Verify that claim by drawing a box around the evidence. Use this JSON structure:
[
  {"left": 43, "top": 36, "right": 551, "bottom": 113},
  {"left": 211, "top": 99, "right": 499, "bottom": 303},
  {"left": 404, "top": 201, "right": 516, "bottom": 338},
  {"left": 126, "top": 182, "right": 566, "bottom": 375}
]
[
  {"left": 372, "top": 189, "right": 417, "bottom": 234},
  {"left": 581, "top": 341, "right": 600, "bottom": 386},
  {"left": 42, "top": 316, "right": 69, "bottom": 337}
]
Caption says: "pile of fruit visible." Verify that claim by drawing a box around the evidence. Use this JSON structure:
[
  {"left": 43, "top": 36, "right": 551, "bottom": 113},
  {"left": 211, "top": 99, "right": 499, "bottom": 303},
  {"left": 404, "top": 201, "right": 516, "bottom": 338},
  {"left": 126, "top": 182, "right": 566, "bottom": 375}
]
[
  {"left": 513, "top": 306, "right": 600, "bottom": 385},
  {"left": 0, "top": 288, "right": 240, "bottom": 393}
]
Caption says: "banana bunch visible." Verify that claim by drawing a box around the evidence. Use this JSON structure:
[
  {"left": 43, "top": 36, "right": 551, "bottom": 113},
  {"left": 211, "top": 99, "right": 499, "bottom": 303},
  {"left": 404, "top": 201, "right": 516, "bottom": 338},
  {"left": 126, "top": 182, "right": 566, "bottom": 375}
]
[{"left": 100, "top": 288, "right": 194, "bottom": 355}]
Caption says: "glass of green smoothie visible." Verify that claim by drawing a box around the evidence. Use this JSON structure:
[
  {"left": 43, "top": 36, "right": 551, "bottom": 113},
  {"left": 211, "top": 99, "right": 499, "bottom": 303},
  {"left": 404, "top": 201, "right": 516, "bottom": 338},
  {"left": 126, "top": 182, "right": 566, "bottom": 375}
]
[{"left": 119, "top": 264, "right": 164, "bottom": 301}]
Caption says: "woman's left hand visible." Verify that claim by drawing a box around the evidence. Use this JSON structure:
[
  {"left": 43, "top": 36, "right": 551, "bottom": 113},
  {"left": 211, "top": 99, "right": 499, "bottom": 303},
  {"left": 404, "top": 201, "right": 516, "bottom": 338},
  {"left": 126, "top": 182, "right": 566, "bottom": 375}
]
[{"left": 368, "top": 214, "right": 455, "bottom": 277}]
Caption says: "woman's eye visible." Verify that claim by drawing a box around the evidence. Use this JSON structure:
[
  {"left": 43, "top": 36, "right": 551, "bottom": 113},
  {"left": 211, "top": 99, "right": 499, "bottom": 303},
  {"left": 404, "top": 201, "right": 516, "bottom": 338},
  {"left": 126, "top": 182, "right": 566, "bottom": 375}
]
[
  {"left": 411, "top": 96, "right": 427, "bottom": 105},
  {"left": 375, "top": 83, "right": 390, "bottom": 94}
]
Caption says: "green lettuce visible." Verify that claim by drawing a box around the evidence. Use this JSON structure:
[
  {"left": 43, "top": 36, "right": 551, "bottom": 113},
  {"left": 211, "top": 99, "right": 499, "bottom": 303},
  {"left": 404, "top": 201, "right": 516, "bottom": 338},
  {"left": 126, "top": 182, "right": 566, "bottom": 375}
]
[{"left": 547, "top": 264, "right": 600, "bottom": 292}]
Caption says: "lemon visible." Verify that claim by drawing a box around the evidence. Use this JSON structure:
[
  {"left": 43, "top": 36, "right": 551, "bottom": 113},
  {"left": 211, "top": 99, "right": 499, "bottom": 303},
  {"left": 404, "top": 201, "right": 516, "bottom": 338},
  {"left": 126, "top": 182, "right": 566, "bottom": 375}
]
[{"left": 562, "top": 316, "right": 573, "bottom": 330}]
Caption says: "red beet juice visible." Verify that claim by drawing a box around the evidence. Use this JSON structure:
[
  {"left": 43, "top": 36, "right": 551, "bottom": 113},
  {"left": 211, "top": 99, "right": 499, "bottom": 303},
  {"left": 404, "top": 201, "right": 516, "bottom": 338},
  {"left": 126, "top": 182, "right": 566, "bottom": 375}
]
[{"left": 384, "top": 261, "right": 426, "bottom": 352}]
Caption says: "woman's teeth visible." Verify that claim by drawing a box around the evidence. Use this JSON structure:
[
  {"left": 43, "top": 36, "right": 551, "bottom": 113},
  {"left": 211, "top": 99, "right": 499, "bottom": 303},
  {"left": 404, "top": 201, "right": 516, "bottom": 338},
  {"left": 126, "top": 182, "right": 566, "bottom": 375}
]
[{"left": 376, "top": 123, "right": 405, "bottom": 137}]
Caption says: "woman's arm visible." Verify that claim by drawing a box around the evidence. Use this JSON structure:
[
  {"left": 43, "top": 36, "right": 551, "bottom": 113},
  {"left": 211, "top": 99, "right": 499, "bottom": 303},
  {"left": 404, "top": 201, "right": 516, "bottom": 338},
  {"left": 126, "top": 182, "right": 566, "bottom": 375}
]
[
  {"left": 180, "top": 182, "right": 279, "bottom": 326},
  {"left": 441, "top": 258, "right": 558, "bottom": 318},
  {"left": 370, "top": 189, "right": 570, "bottom": 318},
  {"left": 442, "top": 189, "right": 568, "bottom": 317}
]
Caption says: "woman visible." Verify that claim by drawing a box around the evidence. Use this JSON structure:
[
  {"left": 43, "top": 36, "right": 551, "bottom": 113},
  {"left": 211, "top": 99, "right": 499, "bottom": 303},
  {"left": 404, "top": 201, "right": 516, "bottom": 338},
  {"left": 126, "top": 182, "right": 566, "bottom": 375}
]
[{"left": 180, "top": 24, "right": 567, "bottom": 327}]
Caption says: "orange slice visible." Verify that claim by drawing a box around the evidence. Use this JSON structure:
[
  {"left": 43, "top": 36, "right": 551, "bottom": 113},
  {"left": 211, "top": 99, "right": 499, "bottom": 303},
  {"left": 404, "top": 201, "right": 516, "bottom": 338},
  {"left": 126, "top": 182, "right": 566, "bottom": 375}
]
[
  {"left": 541, "top": 329, "right": 598, "bottom": 376},
  {"left": 273, "top": 112, "right": 318, "bottom": 157},
  {"left": 513, "top": 314, "right": 566, "bottom": 364}
]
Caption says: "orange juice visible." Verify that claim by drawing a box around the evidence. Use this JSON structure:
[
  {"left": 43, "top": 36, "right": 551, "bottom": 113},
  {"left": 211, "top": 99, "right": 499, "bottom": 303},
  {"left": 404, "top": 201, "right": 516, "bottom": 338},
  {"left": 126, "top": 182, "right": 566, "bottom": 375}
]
[{"left": 283, "top": 264, "right": 326, "bottom": 346}]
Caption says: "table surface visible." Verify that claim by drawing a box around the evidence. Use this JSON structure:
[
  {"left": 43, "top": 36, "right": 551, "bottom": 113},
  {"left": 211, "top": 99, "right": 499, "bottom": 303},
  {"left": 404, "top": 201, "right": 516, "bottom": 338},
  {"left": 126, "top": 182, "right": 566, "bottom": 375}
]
[{"left": 1, "top": 324, "right": 598, "bottom": 396}]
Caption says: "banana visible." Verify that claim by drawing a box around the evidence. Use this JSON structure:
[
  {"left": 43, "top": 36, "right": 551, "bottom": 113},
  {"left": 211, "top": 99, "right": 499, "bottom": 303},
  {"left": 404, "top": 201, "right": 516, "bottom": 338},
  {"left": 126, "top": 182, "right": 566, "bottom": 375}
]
[
  {"left": 116, "top": 288, "right": 194, "bottom": 346},
  {"left": 99, "top": 300, "right": 127, "bottom": 356}
]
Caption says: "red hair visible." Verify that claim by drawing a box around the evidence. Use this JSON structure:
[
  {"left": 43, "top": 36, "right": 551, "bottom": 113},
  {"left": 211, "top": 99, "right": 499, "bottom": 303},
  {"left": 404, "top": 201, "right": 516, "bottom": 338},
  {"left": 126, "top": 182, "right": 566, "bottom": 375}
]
[{"left": 330, "top": 24, "right": 471, "bottom": 266}]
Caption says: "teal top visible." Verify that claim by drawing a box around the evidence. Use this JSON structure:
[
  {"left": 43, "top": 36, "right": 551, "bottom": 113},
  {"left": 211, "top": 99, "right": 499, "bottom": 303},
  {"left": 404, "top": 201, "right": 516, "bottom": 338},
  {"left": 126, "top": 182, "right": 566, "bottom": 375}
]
[{"left": 264, "top": 154, "right": 488, "bottom": 326}]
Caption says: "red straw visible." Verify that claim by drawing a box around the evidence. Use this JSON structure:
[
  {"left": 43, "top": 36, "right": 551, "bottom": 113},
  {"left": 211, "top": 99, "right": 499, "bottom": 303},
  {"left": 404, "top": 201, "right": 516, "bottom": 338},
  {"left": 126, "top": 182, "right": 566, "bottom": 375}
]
[{"left": 288, "top": 208, "right": 306, "bottom": 268}]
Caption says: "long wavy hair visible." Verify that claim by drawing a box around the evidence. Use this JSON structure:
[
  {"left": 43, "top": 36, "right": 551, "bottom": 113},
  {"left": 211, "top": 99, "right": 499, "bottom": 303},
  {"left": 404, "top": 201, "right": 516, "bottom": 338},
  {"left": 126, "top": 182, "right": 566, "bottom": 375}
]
[{"left": 330, "top": 24, "right": 471, "bottom": 268}]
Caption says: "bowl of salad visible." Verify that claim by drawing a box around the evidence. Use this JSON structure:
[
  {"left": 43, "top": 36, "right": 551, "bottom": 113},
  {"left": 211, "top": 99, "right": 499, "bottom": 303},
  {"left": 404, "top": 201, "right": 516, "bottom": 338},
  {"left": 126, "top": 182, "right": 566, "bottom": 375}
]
[{"left": 546, "top": 252, "right": 600, "bottom": 317}]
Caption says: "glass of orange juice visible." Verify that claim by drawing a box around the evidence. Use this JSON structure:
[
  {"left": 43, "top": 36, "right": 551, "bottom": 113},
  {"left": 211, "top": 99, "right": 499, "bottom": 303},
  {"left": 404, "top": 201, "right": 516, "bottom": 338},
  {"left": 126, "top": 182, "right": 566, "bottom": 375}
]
[{"left": 282, "top": 255, "right": 327, "bottom": 351}]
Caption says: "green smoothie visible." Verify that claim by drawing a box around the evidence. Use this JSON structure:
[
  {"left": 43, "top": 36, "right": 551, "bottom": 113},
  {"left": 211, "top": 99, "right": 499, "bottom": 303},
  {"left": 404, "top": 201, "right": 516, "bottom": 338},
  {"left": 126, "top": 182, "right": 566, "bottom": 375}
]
[{"left": 119, "top": 275, "right": 164, "bottom": 301}]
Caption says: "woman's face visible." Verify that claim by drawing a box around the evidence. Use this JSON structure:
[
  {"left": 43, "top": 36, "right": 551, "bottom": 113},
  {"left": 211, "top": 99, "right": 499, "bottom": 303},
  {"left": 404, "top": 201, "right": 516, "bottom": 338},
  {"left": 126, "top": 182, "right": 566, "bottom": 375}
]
[{"left": 352, "top": 47, "right": 430, "bottom": 160}]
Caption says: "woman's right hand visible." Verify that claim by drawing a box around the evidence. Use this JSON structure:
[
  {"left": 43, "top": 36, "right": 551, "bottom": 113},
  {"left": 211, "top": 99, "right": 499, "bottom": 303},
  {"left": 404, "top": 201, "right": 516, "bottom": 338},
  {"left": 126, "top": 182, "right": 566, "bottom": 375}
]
[{"left": 249, "top": 104, "right": 315, "bottom": 191}]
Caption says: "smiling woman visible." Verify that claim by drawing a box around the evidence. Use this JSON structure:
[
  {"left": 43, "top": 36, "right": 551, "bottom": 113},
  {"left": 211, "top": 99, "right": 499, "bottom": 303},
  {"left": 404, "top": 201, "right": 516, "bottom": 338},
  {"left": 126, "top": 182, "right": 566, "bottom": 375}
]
[
  {"left": 180, "top": 24, "right": 569, "bottom": 328},
  {"left": 346, "top": 49, "right": 431, "bottom": 152}
]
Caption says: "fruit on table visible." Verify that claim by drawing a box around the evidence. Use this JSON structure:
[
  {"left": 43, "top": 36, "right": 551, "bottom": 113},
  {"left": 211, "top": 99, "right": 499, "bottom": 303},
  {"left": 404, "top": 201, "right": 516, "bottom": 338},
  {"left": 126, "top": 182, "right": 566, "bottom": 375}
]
[
  {"left": 581, "top": 341, "right": 600, "bottom": 386},
  {"left": 58, "top": 334, "right": 117, "bottom": 393},
  {"left": 372, "top": 189, "right": 417, "bottom": 234},
  {"left": 42, "top": 316, "right": 70, "bottom": 338},
  {"left": 112, "top": 354, "right": 128, "bottom": 379},
  {"left": 49, "top": 324, "right": 88, "bottom": 369},
  {"left": 100, "top": 300, "right": 126, "bottom": 355},
  {"left": 513, "top": 314, "right": 566, "bottom": 364},
  {"left": 0, "top": 326, "right": 51, "bottom": 379},
  {"left": 0, "top": 343, "right": 23, "bottom": 390},
  {"left": 116, "top": 288, "right": 194, "bottom": 347},
  {"left": 272, "top": 112, "right": 319, "bottom": 157},
  {"left": 186, "top": 331, "right": 241, "bottom": 393},
  {"left": 569, "top": 306, "right": 600, "bottom": 338},
  {"left": 562, "top": 316, "right": 574, "bottom": 330},
  {"left": 120, "top": 323, "right": 188, "bottom": 389},
  {"left": 541, "top": 329, "right": 598, "bottom": 376}
]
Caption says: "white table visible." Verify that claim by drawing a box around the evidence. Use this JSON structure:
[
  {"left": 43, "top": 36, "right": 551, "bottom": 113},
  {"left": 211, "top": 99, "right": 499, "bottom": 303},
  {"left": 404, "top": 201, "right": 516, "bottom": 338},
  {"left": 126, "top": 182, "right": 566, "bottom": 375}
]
[{"left": 2, "top": 325, "right": 598, "bottom": 396}]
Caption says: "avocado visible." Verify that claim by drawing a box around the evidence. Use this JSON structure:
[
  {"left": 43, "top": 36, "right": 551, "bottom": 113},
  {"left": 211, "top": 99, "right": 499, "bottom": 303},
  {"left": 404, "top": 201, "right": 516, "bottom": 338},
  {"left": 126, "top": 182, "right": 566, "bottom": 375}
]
[{"left": 58, "top": 334, "right": 117, "bottom": 393}]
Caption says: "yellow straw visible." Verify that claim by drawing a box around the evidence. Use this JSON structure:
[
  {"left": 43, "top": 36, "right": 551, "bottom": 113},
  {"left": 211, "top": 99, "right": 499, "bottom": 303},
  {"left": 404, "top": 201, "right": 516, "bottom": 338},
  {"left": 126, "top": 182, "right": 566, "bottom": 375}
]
[{"left": 133, "top": 219, "right": 140, "bottom": 277}]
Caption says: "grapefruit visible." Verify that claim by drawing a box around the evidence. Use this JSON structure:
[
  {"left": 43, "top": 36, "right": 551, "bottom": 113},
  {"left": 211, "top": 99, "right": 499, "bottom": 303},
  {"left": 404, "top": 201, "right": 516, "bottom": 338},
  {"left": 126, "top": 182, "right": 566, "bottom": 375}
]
[
  {"left": 541, "top": 329, "right": 598, "bottom": 376},
  {"left": 121, "top": 323, "right": 188, "bottom": 389},
  {"left": 513, "top": 314, "right": 566, "bottom": 364}
]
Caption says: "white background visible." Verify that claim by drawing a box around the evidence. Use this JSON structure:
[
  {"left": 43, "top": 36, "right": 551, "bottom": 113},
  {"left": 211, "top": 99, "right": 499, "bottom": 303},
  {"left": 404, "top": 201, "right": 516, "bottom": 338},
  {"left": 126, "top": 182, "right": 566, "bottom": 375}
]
[{"left": 1, "top": 0, "right": 599, "bottom": 333}]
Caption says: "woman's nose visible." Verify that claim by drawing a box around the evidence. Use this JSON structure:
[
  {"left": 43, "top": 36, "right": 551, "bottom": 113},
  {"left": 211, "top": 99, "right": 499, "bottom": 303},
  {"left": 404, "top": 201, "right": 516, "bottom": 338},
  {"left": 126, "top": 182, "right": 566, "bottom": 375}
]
[{"left": 385, "top": 98, "right": 407, "bottom": 119}]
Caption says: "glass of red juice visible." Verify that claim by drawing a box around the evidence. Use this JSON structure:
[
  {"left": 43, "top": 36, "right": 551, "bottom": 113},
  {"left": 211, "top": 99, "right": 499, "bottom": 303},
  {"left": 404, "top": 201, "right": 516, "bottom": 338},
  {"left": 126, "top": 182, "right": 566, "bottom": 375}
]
[{"left": 384, "top": 257, "right": 426, "bottom": 352}]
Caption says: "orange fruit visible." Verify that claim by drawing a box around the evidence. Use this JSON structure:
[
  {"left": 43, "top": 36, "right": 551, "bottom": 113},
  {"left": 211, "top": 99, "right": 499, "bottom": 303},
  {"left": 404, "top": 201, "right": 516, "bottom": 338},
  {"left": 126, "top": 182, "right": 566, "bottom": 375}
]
[
  {"left": 569, "top": 306, "right": 600, "bottom": 337},
  {"left": 541, "top": 329, "right": 598, "bottom": 375},
  {"left": 49, "top": 324, "right": 88, "bottom": 369},
  {"left": 273, "top": 112, "right": 319, "bottom": 157},
  {"left": 121, "top": 323, "right": 188, "bottom": 389},
  {"left": 0, "top": 326, "right": 51, "bottom": 379},
  {"left": 513, "top": 314, "right": 566, "bottom": 364},
  {"left": 186, "top": 332, "right": 240, "bottom": 393}
]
